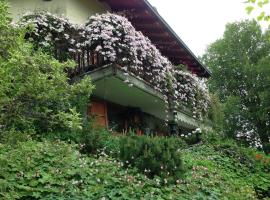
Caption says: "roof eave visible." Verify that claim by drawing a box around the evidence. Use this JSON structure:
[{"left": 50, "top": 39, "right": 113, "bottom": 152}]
[{"left": 143, "top": 0, "right": 211, "bottom": 77}]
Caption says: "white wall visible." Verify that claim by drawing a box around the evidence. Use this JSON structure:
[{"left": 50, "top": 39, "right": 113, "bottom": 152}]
[
  {"left": 8, "top": 0, "right": 110, "bottom": 24},
  {"left": 66, "top": 0, "right": 110, "bottom": 24},
  {"left": 8, "top": 0, "right": 67, "bottom": 22}
]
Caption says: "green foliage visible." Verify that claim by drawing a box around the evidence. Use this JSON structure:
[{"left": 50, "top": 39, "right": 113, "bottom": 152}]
[
  {"left": 119, "top": 135, "right": 186, "bottom": 182},
  {"left": 44, "top": 122, "right": 121, "bottom": 157},
  {"left": 0, "top": 140, "right": 89, "bottom": 199},
  {"left": 208, "top": 94, "right": 224, "bottom": 131},
  {"left": 245, "top": 0, "right": 270, "bottom": 22},
  {"left": 181, "top": 142, "right": 270, "bottom": 199},
  {"left": 0, "top": 135, "right": 269, "bottom": 199},
  {"left": 79, "top": 125, "right": 112, "bottom": 155},
  {"left": 202, "top": 20, "right": 270, "bottom": 152},
  {"left": 213, "top": 141, "right": 270, "bottom": 199},
  {"left": 0, "top": 128, "right": 33, "bottom": 146},
  {"left": 0, "top": 0, "right": 94, "bottom": 136},
  {"left": 0, "top": 140, "right": 160, "bottom": 199},
  {"left": 182, "top": 132, "right": 201, "bottom": 145},
  {"left": 0, "top": 0, "right": 15, "bottom": 58},
  {"left": 200, "top": 129, "right": 224, "bottom": 145}
]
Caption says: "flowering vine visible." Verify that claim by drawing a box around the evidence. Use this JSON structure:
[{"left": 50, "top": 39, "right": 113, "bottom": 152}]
[{"left": 18, "top": 12, "right": 210, "bottom": 121}]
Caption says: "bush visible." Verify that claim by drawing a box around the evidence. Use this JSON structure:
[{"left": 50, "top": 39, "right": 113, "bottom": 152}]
[
  {"left": 119, "top": 135, "right": 186, "bottom": 182},
  {"left": 45, "top": 122, "right": 121, "bottom": 156},
  {"left": 208, "top": 94, "right": 224, "bottom": 131},
  {"left": 79, "top": 124, "right": 111, "bottom": 154},
  {"left": 0, "top": 1, "right": 94, "bottom": 136},
  {"left": 0, "top": 140, "right": 90, "bottom": 199},
  {"left": 200, "top": 129, "right": 225, "bottom": 145},
  {"left": 0, "top": 139, "right": 166, "bottom": 199},
  {"left": 212, "top": 140, "right": 270, "bottom": 198}
]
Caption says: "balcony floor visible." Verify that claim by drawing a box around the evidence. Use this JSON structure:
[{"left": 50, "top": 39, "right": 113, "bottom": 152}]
[{"left": 85, "top": 65, "right": 200, "bottom": 129}]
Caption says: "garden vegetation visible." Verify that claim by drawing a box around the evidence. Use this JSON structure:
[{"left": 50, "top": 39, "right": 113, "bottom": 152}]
[{"left": 0, "top": 0, "right": 269, "bottom": 199}]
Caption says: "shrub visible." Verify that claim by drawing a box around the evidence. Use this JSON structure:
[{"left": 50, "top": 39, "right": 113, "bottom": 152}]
[
  {"left": 102, "top": 134, "right": 122, "bottom": 157},
  {"left": 119, "top": 135, "right": 185, "bottom": 182},
  {"left": 0, "top": 42, "right": 93, "bottom": 135},
  {"left": 0, "top": 1, "right": 94, "bottom": 136},
  {"left": 200, "top": 129, "right": 225, "bottom": 145},
  {"left": 77, "top": 126, "right": 121, "bottom": 157},
  {"left": 79, "top": 124, "right": 111, "bottom": 154},
  {"left": 180, "top": 128, "right": 202, "bottom": 145},
  {"left": 0, "top": 140, "right": 89, "bottom": 199},
  {"left": 0, "top": 128, "right": 33, "bottom": 145},
  {"left": 208, "top": 94, "right": 224, "bottom": 131},
  {"left": 0, "top": 139, "right": 163, "bottom": 199},
  {"left": 211, "top": 139, "right": 270, "bottom": 198},
  {"left": 44, "top": 122, "right": 121, "bottom": 156}
]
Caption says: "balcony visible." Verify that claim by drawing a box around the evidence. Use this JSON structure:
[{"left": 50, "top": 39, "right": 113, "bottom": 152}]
[{"left": 19, "top": 12, "right": 211, "bottom": 133}]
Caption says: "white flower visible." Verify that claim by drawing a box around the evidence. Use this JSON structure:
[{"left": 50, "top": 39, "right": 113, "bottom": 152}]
[{"left": 164, "top": 178, "right": 168, "bottom": 184}]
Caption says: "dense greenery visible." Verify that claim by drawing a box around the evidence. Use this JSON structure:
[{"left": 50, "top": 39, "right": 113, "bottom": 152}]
[
  {"left": 0, "top": 138, "right": 269, "bottom": 199},
  {"left": 119, "top": 135, "right": 186, "bottom": 181},
  {"left": 0, "top": 0, "right": 93, "bottom": 137},
  {"left": 202, "top": 20, "right": 270, "bottom": 153},
  {"left": 181, "top": 141, "right": 270, "bottom": 199},
  {"left": 0, "top": 0, "right": 269, "bottom": 199}
]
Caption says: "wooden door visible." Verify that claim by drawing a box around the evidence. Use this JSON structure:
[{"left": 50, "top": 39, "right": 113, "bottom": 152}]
[{"left": 88, "top": 101, "right": 108, "bottom": 128}]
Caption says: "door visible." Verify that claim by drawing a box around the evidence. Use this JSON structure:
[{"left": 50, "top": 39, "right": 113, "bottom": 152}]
[{"left": 88, "top": 101, "right": 108, "bottom": 128}]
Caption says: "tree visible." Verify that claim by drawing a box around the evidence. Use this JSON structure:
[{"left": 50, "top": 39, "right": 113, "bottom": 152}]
[
  {"left": 202, "top": 20, "right": 270, "bottom": 153},
  {"left": 0, "top": 0, "right": 94, "bottom": 137}
]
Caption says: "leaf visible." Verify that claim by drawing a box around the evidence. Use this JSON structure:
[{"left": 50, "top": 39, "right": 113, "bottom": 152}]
[
  {"left": 246, "top": 6, "right": 254, "bottom": 14},
  {"left": 264, "top": 15, "right": 270, "bottom": 21},
  {"left": 257, "top": 11, "right": 265, "bottom": 21},
  {"left": 258, "top": 0, "right": 264, "bottom": 7},
  {"left": 261, "top": 0, "right": 269, "bottom": 6}
]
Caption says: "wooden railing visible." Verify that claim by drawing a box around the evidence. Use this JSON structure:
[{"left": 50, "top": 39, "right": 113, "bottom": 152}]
[
  {"left": 55, "top": 49, "right": 108, "bottom": 78},
  {"left": 56, "top": 48, "right": 161, "bottom": 90}
]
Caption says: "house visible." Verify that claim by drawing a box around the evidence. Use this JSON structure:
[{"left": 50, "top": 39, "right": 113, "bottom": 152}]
[{"left": 8, "top": 0, "right": 211, "bottom": 135}]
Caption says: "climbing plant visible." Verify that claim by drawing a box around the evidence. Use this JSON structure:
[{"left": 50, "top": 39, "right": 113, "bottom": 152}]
[{"left": 19, "top": 12, "right": 210, "bottom": 120}]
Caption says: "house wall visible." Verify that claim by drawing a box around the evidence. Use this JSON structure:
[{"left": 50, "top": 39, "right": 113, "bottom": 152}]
[
  {"left": 8, "top": 0, "right": 67, "bottom": 22},
  {"left": 8, "top": 0, "right": 110, "bottom": 24},
  {"left": 66, "top": 0, "right": 110, "bottom": 24}
]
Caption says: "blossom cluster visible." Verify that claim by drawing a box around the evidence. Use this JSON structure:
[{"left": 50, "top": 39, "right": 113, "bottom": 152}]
[
  {"left": 234, "top": 115, "right": 263, "bottom": 148},
  {"left": 84, "top": 13, "right": 171, "bottom": 93},
  {"left": 18, "top": 12, "right": 84, "bottom": 59},
  {"left": 172, "top": 67, "right": 210, "bottom": 119},
  {"left": 18, "top": 12, "right": 210, "bottom": 119},
  {"left": 225, "top": 106, "right": 263, "bottom": 149},
  {"left": 180, "top": 127, "right": 202, "bottom": 138}
]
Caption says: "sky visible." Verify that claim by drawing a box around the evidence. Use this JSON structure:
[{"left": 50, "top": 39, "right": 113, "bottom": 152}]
[{"left": 148, "top": 0, "right": 266, "bottom": 56}]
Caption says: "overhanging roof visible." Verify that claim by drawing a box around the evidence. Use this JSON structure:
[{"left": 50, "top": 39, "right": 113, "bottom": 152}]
[{"left": 100, "top": 0, "right": 211, "bottom": 78}]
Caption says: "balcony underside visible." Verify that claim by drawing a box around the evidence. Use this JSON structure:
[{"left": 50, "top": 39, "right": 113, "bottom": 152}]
[{"left": 85, "top": 65, "right": 199, "bottom": 129}]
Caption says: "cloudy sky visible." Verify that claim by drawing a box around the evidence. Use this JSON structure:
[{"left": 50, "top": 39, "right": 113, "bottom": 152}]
[{"left": 148, "top": 0, "right": 266, "bottom": 56}]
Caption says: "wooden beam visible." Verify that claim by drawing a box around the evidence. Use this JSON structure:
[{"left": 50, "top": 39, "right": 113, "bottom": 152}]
[
  {"left": 133, "top": 22, "right": 162, "bottom": 29},
  {"left": 130, "top": 18, "right": 156, "bottom": 24},
  {"left": 162, "top": 49, "right": 186, "bottom": 54},
  {"left": 153, "top": 41, "right": 178, "bottom": 46},
  {"left": 145, "top": 33, "right": 173, "bottom": 42},
  {"left": 138, "top": 28, "right": 169, "bottom": 35}
]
